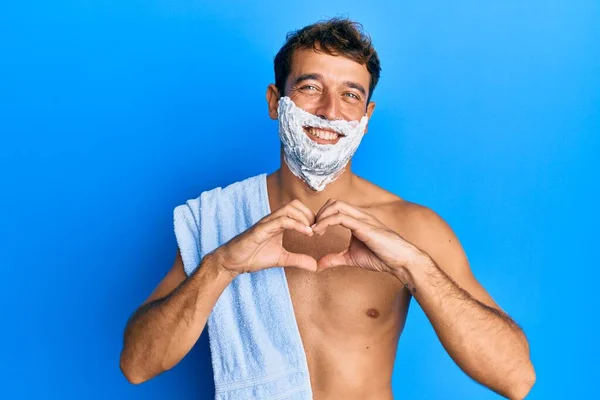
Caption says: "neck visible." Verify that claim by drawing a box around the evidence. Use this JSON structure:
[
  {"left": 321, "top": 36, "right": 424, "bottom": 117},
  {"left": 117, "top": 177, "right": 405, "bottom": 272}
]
[{"left": 267, "top": 157, "right": 357, "bottom": 214}]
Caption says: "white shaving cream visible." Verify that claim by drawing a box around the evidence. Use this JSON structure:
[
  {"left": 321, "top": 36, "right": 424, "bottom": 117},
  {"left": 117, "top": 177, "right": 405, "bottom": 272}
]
[{"left": 277, "top": 96, "right": 369, "bottom": 192}]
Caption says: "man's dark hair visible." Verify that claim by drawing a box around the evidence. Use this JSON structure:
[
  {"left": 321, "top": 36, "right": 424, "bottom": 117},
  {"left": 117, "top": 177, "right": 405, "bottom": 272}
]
[{"left": 274, "top": 18, "right": 381, "bottom": 104}]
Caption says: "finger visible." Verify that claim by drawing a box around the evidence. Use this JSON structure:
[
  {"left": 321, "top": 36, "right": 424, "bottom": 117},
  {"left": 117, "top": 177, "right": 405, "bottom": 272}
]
[
  {"left": 312, "top": 213, "right": 371, "bottom": 242},
  {"left": 278, "top": 250, "right": 318, "bottom": 272},
  {"left": 313, "top": 212, "right": 363, "bottom": 233},
  {"left": 262, "top": 203, "right": 309, "bottom": 227},
  {"left": 314, "top": 198, "right": 336, "bottom": 222},
  {"left": 266, "top": 200, "right": 315, "bottom": 227},
  {"left": 281, "top": 204, "right": 313, "bottom": 227},
  {"left": 317, "top": 249, "right": 353, "bottom": 271},
  {"left": 257, "top": 216, "right": 313, "bottom": 241},
  {"left": 316, "top": 199, "right": 374, "bottom": 224},
  {"left": 287, "top": 199, "right": 316, "bottom": 225}
]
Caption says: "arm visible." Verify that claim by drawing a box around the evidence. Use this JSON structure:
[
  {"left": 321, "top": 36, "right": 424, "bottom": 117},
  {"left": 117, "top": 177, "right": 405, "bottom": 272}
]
[
  {"left": 119, "top": 251, "right": 235, "bottom": 384},
  {"left": 312, "top": 199, "right": 535, "bottom": 399},
  {"left": 120, "top": 199, "right": 318, "bottom": 384},
  {"left": 396, "top": 207, "right": 536, "bottom": 400}
]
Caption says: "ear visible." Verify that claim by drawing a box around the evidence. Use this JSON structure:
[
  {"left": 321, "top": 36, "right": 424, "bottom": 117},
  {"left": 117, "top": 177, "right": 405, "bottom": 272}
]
[
  {"left": 364, "top": 101, "right": 376, "bottom": 134},
  {"left": 266, "top": 84, "right": 281, "bottom": 120}
]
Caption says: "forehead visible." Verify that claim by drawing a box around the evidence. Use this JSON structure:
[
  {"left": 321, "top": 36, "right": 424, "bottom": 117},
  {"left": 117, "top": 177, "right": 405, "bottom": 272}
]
[{"left": 288, "top": 48, "right": 371, "bottom": 89}]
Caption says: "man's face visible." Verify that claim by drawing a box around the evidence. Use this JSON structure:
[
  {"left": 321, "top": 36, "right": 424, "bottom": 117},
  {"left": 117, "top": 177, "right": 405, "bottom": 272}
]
[
  {"left": 267, "top": 46, "right": 377, "bottom": 190},
  {"left": 268, "top": 47, "right": 376, "bottom": 134}
]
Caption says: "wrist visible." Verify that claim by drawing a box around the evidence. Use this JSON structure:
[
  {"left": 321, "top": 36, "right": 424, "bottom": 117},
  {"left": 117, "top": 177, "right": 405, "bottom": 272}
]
[
  {"left": 392, "top": 248, "right": 435, "bottom": 283},
  {"left": 203, "top": 251, "right": 239, "bottom": 282}
]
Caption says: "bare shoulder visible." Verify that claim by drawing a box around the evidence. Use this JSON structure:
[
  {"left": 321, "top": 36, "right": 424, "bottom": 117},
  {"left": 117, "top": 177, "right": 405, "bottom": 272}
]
[
  {"left": 353, "top": 176, "right": 458, "bottom": 251},
  {"left": 379, "top": 198, "right": 472, "bottom": 283},
  {"left": 386, "top": 201, "right": 456, "bottom": 250},
  {"left": 353, "top": 177, "right": 501, "bottom": 308}
]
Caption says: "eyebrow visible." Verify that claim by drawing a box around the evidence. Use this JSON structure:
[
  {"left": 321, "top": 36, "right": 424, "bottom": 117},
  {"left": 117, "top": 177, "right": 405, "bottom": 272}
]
[
  {"left": 293, "top": 73, "right": 367, "bottom": 98},
  {"left": 343, "top": 80, "right": 367, "bottom": 97},
  {"left": 293, "top": 73, "right": 324, "bottom": 86}
]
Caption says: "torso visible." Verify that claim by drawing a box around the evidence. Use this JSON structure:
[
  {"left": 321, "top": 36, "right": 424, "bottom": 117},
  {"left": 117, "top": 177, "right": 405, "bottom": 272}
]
[{"left": 268, "top": 173, "right": 415, "bottom": 400}]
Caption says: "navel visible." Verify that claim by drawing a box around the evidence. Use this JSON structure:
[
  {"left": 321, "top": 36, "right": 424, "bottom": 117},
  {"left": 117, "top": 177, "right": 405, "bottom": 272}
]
[{"left": 366, "top": 308, "right": 380, "bottom": 318}]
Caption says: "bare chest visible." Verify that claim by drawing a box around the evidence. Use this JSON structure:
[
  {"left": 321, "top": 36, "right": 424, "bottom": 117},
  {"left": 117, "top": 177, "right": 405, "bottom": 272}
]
[{"left": 282, "top": 227, "right": 408, "bottom": 337}]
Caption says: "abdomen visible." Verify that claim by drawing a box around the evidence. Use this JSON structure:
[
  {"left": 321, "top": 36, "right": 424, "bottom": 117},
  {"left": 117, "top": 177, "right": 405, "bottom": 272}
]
[{"left": 286, "top": 266, "right": 410, "bottom": 399}]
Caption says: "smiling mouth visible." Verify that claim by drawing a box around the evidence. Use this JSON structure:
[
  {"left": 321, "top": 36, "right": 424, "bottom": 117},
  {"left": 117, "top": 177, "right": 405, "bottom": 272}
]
[{"left": 303, "top": 126, "right": 344, "bottom": 144}]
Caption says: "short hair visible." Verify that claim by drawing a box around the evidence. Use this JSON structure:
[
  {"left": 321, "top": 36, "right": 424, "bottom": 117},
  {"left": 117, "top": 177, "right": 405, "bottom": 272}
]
[{"left": 274, "top": 18, "right": 381, "bottom": 103}]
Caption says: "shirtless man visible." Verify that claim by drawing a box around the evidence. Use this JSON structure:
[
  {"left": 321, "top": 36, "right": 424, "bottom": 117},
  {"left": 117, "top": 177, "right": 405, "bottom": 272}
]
[{"left": 119, "top": 19, "right": 535, "bottom": 399}]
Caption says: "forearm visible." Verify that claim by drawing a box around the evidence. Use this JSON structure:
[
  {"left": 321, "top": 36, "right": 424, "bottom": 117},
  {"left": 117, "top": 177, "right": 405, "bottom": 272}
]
[
  {"left": 397, "top": 255, "right": 534, "bottom": 399},
  {"left": 120, "top": 253, "right": 234, "bottom": 384}
]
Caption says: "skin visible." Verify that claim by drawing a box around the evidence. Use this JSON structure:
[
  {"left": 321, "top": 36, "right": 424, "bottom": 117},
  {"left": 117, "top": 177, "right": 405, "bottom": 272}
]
[{"left": 120, "top": 47, "right": 536, "bottom": 399}]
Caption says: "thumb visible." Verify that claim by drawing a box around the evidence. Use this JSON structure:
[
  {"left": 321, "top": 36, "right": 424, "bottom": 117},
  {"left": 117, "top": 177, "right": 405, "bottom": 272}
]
[
  {"left": 317, "top": 249, "right": 352, "bottom": 272},
  {"left": 279, "top": 250, "right": 318, "bottom": 272}
]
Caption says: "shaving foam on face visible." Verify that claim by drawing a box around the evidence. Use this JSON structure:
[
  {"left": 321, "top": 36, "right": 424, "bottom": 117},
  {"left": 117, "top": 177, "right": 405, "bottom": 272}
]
[{"left": 277, "top": 96, "right": 369, "bottom": 192}]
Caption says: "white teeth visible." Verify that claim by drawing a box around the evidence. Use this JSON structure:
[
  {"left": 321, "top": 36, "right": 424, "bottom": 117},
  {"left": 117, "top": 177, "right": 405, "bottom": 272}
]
[{"left": 307, "top": 127, "right": 339, "bottom": 141}]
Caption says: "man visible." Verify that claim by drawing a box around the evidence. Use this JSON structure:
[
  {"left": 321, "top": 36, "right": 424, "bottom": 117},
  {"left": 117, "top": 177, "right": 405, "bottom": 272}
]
[{"left": 120, "top": 18, "right": 535, "bottom": 399}]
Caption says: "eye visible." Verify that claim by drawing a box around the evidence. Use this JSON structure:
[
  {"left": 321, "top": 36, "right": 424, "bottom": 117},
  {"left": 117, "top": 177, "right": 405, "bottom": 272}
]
[
  {"left": 344, "top": 92, "right": 361, "bottom": 101},
  {"left": 300, "top": 85, "right": 318, "bottom": 91}
]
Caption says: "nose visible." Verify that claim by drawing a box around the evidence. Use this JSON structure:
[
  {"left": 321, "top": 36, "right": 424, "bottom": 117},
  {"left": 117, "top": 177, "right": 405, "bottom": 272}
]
[{"left": 314, "top": 92, "right": 339, "bottom": 121}]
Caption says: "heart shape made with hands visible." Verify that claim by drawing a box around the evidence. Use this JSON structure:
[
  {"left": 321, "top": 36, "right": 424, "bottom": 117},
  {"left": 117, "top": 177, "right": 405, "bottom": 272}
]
[{"left": 290, "top": 198, "right": 402, "bottom": 274}]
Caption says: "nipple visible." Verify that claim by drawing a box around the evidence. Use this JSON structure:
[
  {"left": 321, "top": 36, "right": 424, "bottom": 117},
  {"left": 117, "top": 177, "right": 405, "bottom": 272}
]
[{"left": 366, "top": 308, "right": 380, "bottom": 318}]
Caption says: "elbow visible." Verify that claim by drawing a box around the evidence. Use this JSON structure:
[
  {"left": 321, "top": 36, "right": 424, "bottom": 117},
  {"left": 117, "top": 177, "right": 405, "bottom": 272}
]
[
  {"left": 119, "top": 350, "right": 151, "bottom": 385},
  {"left": 507, "top": 361, "right": 536, "bottom": 400}
]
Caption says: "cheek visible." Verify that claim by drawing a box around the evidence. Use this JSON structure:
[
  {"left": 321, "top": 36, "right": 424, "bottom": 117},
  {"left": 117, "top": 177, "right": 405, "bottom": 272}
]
[
  {"left": 288, "top": 93, "right": 366, "bottom": 121},
  {"left": 339, "top": 104, "right": 366, "bottom": 121},
  {"left": 288, "top": 94, "right": 320, "bottom": 113}
]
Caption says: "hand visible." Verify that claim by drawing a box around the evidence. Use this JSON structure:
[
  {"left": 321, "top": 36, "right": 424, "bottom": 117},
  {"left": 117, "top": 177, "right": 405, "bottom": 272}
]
[
  {"left": 213, "top": 200, "right": 317, "bottom": 276},
  {"left": 312, "top": 199, "right": 422, "bottom": 275}
]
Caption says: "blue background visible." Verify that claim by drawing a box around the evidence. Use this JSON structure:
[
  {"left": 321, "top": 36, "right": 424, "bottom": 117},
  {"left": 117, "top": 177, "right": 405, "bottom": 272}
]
[{"left": 1, "top": 0, "right": 598, "bottom": 399}]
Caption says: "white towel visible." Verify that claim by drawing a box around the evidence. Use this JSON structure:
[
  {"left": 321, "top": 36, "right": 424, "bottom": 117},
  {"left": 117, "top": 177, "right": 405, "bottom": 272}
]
[{"left": 173, "top": 173, "right": 313, "bottom": 400}]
